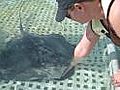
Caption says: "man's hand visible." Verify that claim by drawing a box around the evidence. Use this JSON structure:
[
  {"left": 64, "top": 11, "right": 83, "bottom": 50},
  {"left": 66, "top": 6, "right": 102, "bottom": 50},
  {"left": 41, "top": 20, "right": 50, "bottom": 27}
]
[
  {"left": 71, "top": 58, "right": 81, "bottom": 66},
  {"left": 112, "top": 70, "right": 120, "bottom": 87},
  {"left": 59, "top": 58, "right": 80, "bottom": 80}
]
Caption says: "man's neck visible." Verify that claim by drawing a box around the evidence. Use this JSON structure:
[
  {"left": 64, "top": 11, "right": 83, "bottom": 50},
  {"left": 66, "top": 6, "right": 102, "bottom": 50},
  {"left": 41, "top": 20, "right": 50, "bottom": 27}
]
[{"left": 95, "top": 0, "right": 104, "bottom": 20}]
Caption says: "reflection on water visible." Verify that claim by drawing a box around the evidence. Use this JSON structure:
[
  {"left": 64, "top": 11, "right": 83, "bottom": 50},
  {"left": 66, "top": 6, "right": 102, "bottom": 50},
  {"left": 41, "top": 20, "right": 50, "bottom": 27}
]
[{"left": 0, "top": 33, "right": 75, "bottom": 81}]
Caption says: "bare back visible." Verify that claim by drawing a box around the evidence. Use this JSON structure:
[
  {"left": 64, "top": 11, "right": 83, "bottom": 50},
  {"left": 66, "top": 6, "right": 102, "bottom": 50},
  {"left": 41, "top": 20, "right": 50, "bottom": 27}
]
[{"left": 109, "top": 0, "right": 120, "bottom": 37}]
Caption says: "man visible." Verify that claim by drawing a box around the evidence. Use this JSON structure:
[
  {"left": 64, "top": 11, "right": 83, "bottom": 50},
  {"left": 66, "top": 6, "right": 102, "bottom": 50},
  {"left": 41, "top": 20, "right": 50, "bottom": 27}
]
[{"left": 55, "top": 0, "right": 120, "bottom": 87}]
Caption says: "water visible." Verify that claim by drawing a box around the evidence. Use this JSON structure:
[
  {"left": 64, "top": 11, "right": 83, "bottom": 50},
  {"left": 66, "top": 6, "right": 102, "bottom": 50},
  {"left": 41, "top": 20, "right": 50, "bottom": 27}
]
[{"left": 0, "top": 0, "right": 111, "bottom": 90}]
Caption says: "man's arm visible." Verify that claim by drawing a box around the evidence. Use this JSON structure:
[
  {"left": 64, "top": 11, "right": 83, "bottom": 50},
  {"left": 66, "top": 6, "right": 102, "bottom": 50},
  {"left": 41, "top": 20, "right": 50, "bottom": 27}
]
[
  {"left": 109, "top": 0, "right": 120, "bottom": 87},
  {"left": 61, "top": 24, "right": 99, "bottom": 77},
  {"left": 74, "top": 22, "right": 100, "bottom": 60}
]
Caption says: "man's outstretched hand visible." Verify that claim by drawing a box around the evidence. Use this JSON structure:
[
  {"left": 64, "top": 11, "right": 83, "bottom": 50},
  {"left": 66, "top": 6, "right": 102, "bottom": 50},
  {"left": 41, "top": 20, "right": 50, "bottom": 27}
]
[
  {"left": 71, "top": 57, "right": 81, "bottom": 66},
  {"left": 112, "top": 70, "right": 120, "bottom": 87},
  {"left": 59, "top": 58, "right": 80, "bottom": 80}
]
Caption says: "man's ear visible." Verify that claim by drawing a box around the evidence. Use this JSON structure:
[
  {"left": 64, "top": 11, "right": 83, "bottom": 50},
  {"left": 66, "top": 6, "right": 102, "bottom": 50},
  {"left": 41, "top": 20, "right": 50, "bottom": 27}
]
[{"left": 73, "top": 3, "right": 85, "bottom": 12}]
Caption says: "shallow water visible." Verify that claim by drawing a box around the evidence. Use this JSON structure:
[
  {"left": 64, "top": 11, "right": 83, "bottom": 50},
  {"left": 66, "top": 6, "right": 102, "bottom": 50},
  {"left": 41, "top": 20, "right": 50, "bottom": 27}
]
[{"left": 0, "top": 0, "right": 112, "bottom": 90}]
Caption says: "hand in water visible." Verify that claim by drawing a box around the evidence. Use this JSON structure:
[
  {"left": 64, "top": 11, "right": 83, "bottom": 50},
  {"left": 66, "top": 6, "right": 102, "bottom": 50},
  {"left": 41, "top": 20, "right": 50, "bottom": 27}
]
[
  {"left": 59, "top": 58, "right": 80, "bottom": 80},
  {"left": 71, "top": 58, "right": 81, "bottom": 66},
  {"left": 112, "top": 70, "right": 120, "bottom": 87}
]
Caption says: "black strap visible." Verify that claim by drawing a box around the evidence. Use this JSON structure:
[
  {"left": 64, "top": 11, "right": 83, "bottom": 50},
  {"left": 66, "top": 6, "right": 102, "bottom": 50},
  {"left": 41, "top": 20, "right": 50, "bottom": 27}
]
[
  {"left": 100, "top": 20, "right": 111, "bottom": 38},
  {"left": 100, "top": 0, "right": 115, "bottom": 39},
  {"left": 107, "top": 0, "right": 115, "bottom": 18},
  {"left": 91, "top": 0, "right": 115, "bottom": 39}
]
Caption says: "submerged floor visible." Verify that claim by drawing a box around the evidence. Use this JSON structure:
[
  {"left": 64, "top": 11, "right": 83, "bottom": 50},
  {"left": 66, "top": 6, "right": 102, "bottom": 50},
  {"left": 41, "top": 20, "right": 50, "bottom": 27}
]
[{"left": 0, "top": 0, "right": 113, "bottom": 90}]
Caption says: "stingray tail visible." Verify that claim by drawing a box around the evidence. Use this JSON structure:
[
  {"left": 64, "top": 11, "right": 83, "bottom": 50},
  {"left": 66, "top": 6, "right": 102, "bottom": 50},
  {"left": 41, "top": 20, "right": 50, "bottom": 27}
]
[{"left": 18, "top": 0, "right": 25, "bottom": 35}]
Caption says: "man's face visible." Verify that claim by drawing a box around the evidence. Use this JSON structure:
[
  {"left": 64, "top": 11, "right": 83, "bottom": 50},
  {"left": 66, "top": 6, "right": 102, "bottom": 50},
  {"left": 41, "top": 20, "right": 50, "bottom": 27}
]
[{"left": 66, "top": 1, "right": 98, "bottom": 24}]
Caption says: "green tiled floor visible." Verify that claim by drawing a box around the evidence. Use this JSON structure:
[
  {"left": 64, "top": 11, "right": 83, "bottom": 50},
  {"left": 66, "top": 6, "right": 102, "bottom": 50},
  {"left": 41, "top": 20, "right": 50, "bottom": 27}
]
[{"left": 0, "top": 0, "right": 112, "bottom": 90}]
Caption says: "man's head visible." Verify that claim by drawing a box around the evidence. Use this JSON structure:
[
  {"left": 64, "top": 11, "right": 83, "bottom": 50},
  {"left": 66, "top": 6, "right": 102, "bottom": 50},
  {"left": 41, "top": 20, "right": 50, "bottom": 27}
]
[{"left": 55, "top": 0, "right": 101, "bottom": 23}]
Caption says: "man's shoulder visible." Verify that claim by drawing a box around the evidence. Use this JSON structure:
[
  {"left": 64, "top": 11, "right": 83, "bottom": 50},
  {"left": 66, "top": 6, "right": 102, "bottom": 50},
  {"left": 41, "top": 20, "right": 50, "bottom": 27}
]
[{"left": 109, "top": 0, "right": 120, "bottom": 30}]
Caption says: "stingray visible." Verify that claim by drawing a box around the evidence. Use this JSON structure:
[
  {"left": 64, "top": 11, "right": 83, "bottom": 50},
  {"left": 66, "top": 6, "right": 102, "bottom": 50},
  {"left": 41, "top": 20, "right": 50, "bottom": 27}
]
[{"left": 0, "top": 1, "right": 75, "bottom": 81}]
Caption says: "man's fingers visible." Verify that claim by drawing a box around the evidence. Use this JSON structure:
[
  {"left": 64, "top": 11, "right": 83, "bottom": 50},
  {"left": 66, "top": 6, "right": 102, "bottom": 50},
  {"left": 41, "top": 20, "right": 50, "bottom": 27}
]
[
  {"left": 112, "top": 77, "right": 120, "bottom": 87},
  {"left": 72, "top": 58, "right": 81, "bottom": 66},
  {"left": 112, "top": 71, "right": 120, "bottom": 87},
  {"left": 113, "top": 83, "right": 120, "bottom": 87}
]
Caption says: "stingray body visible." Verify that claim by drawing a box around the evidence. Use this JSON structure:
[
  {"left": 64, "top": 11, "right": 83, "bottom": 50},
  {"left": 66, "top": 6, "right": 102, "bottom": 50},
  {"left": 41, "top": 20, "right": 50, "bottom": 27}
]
[
  {"left": 0, "top": 2, "right": 75, "bottom": 81},
  {"left": 0, "top": 33, "right": 74, "bottom": 81}
]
